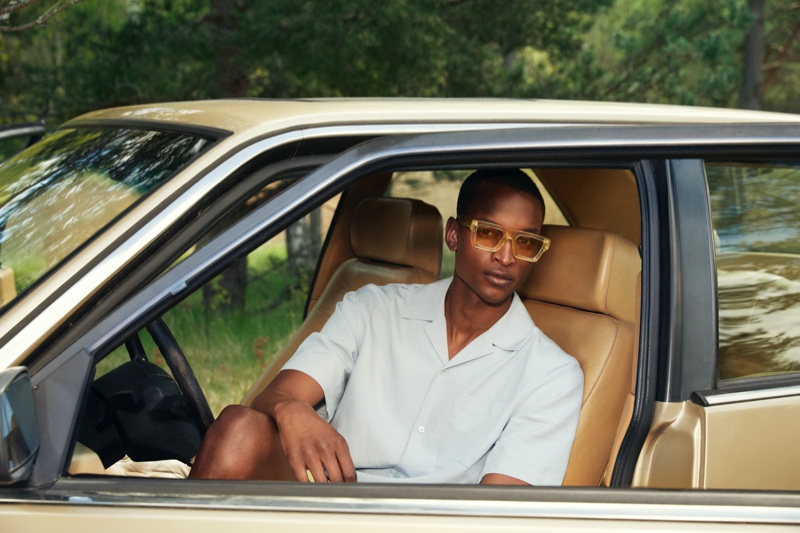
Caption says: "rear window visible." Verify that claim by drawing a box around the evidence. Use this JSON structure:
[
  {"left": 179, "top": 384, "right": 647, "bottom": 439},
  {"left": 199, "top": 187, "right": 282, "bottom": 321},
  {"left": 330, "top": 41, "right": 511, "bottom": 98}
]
[{"left": 707, "top": 162, "right": 800, "bottom": 380}]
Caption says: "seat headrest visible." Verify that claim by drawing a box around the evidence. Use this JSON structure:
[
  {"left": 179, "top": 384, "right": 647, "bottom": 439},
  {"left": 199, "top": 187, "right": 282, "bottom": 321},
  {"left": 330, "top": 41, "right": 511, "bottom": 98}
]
[
  {"left": 351, "top": 197, "right": 443, "bottom": 276},
  {"left": 519, "top": 225, "right": 640, "bottom": 321}
]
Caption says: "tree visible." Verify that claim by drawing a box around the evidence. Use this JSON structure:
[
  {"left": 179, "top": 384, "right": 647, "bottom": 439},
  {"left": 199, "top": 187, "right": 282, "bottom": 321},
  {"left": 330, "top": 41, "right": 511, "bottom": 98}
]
[
  {"left": 759, "top": 0, "right": 800, "bottom": 112},
  {"left": 0, "top": 0, "right": 84, "bottom": 32},
  {"left": 738, "top": 0, "right": 764, "bottom": 109}
]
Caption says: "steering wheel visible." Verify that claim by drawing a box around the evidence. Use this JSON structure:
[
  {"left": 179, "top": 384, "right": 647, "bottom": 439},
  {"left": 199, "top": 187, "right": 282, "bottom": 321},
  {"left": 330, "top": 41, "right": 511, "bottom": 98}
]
[{"left": 145, "top": 318, "right": 215, "bottom": 432}]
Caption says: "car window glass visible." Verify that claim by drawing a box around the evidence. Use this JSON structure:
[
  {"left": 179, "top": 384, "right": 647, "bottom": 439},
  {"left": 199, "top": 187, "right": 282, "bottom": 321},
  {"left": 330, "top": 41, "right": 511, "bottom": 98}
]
[
  {"left": 707, "top": 162, "right": 800, "bottom": 380},
  {"left": 0, "top": 127, "right": 213, "bottom": 309}
]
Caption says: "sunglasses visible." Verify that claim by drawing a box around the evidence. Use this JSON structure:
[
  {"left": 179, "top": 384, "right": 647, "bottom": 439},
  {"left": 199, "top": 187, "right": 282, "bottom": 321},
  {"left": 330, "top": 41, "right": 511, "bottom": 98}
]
[{"left": 457, "top": 214, "right": 550, "bottom": 263}]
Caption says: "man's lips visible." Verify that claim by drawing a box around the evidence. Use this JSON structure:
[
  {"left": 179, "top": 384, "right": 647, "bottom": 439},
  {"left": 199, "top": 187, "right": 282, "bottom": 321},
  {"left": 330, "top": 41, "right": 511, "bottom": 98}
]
[{"left": 483, "top": 270, "right": 514, "bottom": 287}]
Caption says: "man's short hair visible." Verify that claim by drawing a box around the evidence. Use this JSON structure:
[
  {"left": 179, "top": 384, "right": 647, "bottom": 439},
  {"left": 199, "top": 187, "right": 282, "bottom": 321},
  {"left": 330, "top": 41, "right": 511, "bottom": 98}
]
[{"left": 457, "top": 168, "right": 546, "bottom": 219}]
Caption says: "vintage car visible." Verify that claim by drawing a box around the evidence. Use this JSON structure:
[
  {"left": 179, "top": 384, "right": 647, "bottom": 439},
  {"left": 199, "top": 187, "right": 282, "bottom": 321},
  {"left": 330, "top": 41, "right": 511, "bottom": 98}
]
[{"left": 0, "top": 99, "right": 799, "bottom": 531}]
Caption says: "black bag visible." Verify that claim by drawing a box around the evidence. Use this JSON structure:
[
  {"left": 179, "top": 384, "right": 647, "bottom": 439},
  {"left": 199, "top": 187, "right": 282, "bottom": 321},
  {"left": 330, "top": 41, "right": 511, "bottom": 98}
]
[{"left": 77, "top": 358, "right": 202, "bottom": 467}]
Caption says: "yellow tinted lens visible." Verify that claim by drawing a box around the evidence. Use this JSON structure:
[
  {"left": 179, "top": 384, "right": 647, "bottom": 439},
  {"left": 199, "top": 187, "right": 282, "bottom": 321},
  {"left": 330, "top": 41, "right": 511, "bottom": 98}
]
[
  {"left": 474, "top": 223, "right": 504, "bottom": 248},
  {"left": 513, "top": 234, "right": 543, "bottom": 258}
]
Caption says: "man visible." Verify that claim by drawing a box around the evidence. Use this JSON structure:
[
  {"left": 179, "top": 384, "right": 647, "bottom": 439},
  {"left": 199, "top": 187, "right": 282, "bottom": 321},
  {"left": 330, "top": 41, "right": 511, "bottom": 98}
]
[{"left": 190, "top": 169, "right": 583, "bottom": 485}]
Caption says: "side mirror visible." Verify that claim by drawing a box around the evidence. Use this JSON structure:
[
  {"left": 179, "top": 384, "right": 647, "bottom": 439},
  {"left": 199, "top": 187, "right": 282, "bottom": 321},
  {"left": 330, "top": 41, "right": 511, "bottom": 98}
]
[{"left": 0, "top": 367, "right": 39, "bottom": 485}]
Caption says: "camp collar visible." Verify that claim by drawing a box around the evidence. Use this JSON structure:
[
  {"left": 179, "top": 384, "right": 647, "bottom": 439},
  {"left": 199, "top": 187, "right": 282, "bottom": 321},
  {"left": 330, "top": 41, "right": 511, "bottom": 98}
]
[{"left": 403, "top": 277, "right": 535, "bottom": 353}]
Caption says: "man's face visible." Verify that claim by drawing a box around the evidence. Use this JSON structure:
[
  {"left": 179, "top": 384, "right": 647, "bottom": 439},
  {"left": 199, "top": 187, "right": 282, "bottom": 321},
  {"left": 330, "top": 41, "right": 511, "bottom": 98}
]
[{"left": 446, "top": 182, "right": 545, "bottom": 306}]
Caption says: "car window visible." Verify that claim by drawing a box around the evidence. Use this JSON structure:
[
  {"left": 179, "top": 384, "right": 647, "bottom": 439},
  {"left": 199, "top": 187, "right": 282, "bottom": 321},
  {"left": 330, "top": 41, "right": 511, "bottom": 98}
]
[
  {"left": 707, "top": 162, "right": 800, "bottom": 380},
  {"left": 77, "top": 160, "right": 629, "bottom": 481},
  {"left": 0, "top": 127, "right": 213, "bottom": 309}
]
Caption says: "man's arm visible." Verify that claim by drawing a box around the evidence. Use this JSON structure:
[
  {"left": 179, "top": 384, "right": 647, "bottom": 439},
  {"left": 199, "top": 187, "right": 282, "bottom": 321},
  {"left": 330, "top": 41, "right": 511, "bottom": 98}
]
[
  {"left": 250, "top": 369, "right": 357, "bottom": 483},
  {"left": 479, "top": 355, "right": 583, "bottom": 486}
]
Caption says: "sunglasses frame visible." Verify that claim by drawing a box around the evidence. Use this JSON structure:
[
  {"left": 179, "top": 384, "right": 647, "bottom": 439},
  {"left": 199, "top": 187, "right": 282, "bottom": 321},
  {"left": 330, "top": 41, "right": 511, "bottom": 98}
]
[{"left": 457, "top": 214, "right": 550, "bottom": 263}]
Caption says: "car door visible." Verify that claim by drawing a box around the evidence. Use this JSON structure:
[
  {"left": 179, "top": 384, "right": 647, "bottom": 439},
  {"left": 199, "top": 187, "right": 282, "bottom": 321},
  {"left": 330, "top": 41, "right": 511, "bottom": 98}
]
[
  {"left": 634, "top": 157, "right": 800, "bottom": 491},
  {"left": 4, "top": 125, "right": 800, "bottom": 531}
]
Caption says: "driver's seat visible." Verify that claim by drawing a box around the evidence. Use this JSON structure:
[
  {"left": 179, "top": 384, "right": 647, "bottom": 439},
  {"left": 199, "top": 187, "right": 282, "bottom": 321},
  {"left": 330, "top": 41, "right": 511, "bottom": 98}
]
[{"left": 241, "top": 196, "right": 443, "bottom": 405}]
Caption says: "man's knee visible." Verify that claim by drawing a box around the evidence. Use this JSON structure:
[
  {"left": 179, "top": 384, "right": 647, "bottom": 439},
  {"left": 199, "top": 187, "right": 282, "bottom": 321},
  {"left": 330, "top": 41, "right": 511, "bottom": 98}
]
[
  {"left": 207, "top": 405, "right": 273, "bottom": 445},
  {"left": 190, "top": 405, "right": 275, "bottom": 479}
]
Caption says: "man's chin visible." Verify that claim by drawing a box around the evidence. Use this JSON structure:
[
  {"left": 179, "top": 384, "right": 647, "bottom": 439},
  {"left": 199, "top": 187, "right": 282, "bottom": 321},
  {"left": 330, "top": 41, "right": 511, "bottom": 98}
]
[{"left": 477, "top": 288, "right": 515, "bottom": 307}]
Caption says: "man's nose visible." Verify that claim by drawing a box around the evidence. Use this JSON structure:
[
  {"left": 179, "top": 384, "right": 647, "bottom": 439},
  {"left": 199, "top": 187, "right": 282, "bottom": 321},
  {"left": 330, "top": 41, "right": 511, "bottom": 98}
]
[{"left": 492, "top": 238, "right": 516, "bottom": 266}]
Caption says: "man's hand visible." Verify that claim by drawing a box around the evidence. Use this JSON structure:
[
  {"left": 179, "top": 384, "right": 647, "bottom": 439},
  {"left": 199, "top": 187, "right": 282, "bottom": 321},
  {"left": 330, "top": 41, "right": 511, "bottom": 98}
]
[
  {"left": 252, "top": 369, "right": 357, "bottom": 483},
  {"left": 271, "top": 396, "right": 357, "bottom": 483}
]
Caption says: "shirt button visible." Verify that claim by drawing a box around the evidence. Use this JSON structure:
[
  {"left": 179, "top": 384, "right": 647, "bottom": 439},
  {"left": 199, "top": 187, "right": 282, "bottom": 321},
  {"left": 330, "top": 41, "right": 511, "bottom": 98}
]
[
  {"left": 440, "top": 369, "right": 447, "bottom": 375},
  {"left": 418, "top": 426, "right": 425, "bottom": 433}
]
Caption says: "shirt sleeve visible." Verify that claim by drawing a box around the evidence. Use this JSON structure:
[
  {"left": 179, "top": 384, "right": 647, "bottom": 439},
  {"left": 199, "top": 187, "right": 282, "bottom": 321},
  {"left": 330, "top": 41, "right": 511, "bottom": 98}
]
[
  {"left": 281, "top": 288, "right": 366, "bottom": 421},
  {"left": 481, "top": 345, "right": 584, "bottom": 486}
]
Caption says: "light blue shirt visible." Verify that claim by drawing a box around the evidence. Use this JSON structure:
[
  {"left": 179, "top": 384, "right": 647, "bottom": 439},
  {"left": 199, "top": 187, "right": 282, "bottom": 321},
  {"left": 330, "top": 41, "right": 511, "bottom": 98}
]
[{"left": 283, "top": 277, "right": 583, "bottom": 485}]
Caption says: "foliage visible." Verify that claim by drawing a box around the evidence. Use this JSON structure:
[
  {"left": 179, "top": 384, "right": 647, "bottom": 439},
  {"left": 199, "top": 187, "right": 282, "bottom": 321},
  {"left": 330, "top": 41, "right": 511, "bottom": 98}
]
[
  {"left": 582, "top": 0, "right": 753, "bottom": 107},
  {"left": 760, "top": 1, "right": 800, "bottom": 112},
  {"left": 0, "top": 0, "right": 616, "bottom": 125},
  {"left": 4, "top": 0, "right": 800, "bottom": 124}
]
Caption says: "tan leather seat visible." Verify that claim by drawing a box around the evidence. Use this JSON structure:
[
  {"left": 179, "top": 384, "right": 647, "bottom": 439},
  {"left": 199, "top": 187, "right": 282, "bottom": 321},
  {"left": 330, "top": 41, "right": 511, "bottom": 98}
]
[
  {"left": 241, "top": 196, "right": 443, "bottom": 405},
  {"left": 518, "top": 225, "right": 641, "bottom": 486}
]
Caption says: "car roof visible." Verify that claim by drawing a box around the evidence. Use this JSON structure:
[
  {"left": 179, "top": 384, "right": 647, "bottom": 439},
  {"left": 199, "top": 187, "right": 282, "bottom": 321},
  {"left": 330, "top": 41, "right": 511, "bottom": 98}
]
[{"left": 68, "top": 98, "right": 800, "bottom": 137}]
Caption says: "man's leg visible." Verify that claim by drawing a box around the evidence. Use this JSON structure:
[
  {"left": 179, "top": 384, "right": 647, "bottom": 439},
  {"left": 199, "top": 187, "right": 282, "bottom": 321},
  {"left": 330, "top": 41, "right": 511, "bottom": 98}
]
[{"left": 189, "top": 404, "right": 296, "bottom": 480}]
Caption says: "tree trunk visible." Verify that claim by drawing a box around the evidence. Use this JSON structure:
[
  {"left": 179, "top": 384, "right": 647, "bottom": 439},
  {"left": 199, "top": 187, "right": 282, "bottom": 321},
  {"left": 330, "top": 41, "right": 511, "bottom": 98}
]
[
  {"left": 286, "top": 213, "right": 322, "bottom": 290},
  {"left": 738, "top": 0, "right": 765, "bottom": 110},
  {"left": 210, "top": 0, "right": 249, "bottom": 98}
]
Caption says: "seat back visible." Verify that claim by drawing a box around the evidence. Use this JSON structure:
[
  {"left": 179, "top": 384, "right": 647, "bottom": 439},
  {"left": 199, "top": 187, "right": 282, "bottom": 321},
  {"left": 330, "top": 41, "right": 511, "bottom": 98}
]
[
  {"left": 241, "top": 196, "right": 443, "bottom": 405},
  {"left": 518, "top": 225, "right": 641, "bottom": 486}
]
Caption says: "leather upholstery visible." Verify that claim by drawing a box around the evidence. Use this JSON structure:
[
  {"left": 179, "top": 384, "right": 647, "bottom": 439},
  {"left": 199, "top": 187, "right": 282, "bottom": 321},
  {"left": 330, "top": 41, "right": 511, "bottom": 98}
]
[
  {"left": 350, "top": 197, "right": 443, "bottom": 275},
  {"left": 519, "top": 225, "right": 641, "bottom": 486},
  {"left": 241, "top": 197, "right": 443, "bottom": 405},
  {"left": 601, "top": 271, "right": 641, "bottom": 486}
]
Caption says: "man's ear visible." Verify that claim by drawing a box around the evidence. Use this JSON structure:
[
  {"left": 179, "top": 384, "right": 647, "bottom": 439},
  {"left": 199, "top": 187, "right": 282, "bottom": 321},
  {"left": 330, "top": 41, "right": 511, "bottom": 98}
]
[{"left": 444, "top": 217, "right": 459, "bottom": 252}]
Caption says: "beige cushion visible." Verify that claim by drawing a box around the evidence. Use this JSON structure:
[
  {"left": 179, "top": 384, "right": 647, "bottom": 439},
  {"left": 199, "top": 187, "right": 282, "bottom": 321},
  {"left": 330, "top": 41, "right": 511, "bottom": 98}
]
[
  {"left": 520, "top": 225, "right": 640, "bottom": 486},
  {"left": 520, "top": 225, "right": 639, "bottom": 322},
  {"left": 351, "top": 196, "right": 442, "bottom": 276}
]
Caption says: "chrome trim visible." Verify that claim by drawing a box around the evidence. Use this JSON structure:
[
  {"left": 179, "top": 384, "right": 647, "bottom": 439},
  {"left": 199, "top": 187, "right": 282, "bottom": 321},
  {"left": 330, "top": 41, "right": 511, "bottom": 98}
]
[
  {"left": 299, "top": 124, "right": 800, "bottom": 153},
  {"left": 699, "top": 384, "right": 800, "bottom": 406},
  {"left": 2, "top": 492, "right": 800, "bottom": 525}
]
